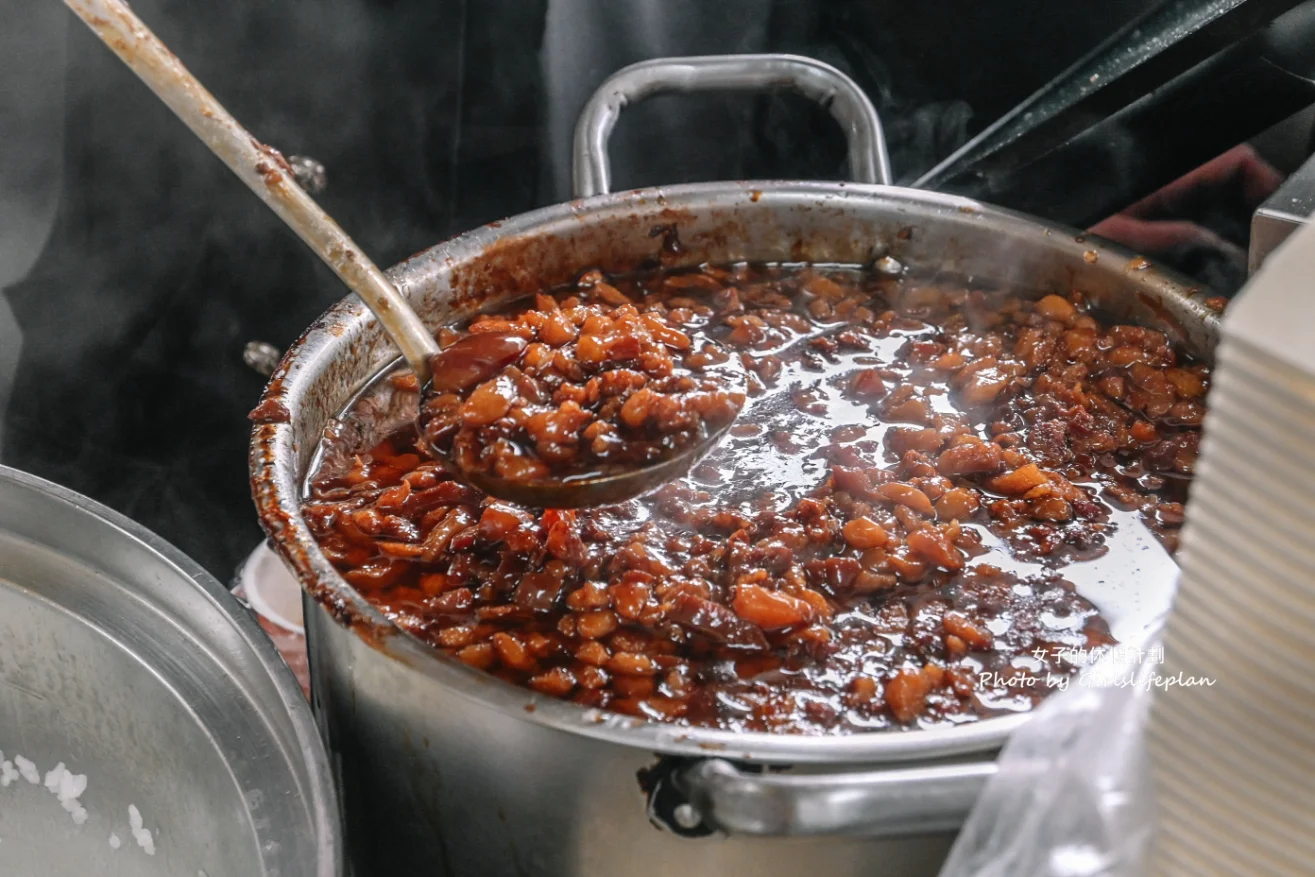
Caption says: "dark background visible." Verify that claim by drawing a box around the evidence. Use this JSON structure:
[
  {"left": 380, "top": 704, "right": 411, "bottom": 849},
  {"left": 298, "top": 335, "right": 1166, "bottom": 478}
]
[{"left": 0, "top": 0, "right": 1227, "bottom": 577}]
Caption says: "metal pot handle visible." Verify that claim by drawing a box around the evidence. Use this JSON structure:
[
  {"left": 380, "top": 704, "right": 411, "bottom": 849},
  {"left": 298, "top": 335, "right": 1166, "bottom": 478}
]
[
  {"left": 670, "top": 757, "right": 996, "bottom": 839},
  {"left": 572, "top": 53, "right": 893, "bottom": 197}
]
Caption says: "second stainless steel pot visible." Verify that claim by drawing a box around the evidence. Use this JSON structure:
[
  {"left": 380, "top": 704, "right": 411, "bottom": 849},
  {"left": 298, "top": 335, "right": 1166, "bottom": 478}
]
[
  {"left": 251, "top": 55, "right": 1216, "bottom": 877},
  {"left": 0, "top": 465, "right": 340, "bottom": 876}
]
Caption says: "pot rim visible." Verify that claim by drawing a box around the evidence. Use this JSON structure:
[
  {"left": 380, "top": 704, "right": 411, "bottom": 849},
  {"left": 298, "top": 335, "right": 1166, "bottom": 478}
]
[{"left": 251, "top": 180, "right": 1210, "bottom": 765}]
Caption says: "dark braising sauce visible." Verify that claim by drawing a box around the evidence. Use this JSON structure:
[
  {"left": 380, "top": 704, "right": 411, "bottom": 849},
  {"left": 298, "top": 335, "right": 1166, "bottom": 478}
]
[{"left": 302, "top": 263, "right": 1207, "bottom": 733}]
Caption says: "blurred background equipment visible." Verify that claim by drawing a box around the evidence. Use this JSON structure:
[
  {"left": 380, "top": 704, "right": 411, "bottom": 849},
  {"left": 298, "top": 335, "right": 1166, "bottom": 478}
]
[{"left": 917, "top": 0, "right": 1315, "bottom": 223}]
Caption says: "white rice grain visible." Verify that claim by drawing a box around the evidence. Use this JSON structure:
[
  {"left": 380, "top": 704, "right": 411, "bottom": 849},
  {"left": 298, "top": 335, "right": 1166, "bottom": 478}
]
[
  {"left": 14, "top": 756, "right": 38, "bottom": 785},
  {"left": 128, "top": 804, "right": 155, "bottom": 855},
  {"left": 43, "top": 762, "right": 66, "bottom": 793},
  {"left": 58, "top": 770, "right": 87, "bottom": 802},
  {"left": 0, "top": 750, "right": 163, "bottom": 855}
]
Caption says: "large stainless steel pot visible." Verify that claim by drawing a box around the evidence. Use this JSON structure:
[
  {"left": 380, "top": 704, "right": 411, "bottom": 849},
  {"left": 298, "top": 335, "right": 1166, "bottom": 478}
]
[{"left": 251, "top": 55, "right": 1218, "bottom": 877}]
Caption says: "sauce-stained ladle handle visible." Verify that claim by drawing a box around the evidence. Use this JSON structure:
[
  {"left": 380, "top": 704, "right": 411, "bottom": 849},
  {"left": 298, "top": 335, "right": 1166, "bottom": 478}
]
[{"left": 63, "top": 0, "right": 439, "bottom": 383}]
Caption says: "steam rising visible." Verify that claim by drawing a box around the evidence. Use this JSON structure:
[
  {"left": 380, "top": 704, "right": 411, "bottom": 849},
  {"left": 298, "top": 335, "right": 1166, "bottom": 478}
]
[
  {"left": 0, "top": 0, "right": 441, "bottom": 574},
  {"left": 0, "top": 0, "right": 1193, "bottom": 577},
  {"left": 541, "top": 0, "right": 978, "bottom": 196}
]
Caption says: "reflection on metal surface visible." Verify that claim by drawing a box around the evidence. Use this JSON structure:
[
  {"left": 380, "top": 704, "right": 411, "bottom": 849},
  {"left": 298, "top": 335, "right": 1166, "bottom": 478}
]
[{"left": 1249, "top": 149, "right": 1315, "bottom": 272}]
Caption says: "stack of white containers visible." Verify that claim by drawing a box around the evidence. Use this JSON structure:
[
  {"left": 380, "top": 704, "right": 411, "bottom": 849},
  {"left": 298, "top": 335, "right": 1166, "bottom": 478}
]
[{"left": 1146, "top": 216, "right": 1315, "bottom": 875}]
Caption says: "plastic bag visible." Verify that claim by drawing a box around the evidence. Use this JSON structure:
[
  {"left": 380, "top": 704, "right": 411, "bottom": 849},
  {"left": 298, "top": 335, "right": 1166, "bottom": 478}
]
[{"left": 937, "top": 628, "right": 1164, "bottom": 877}]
